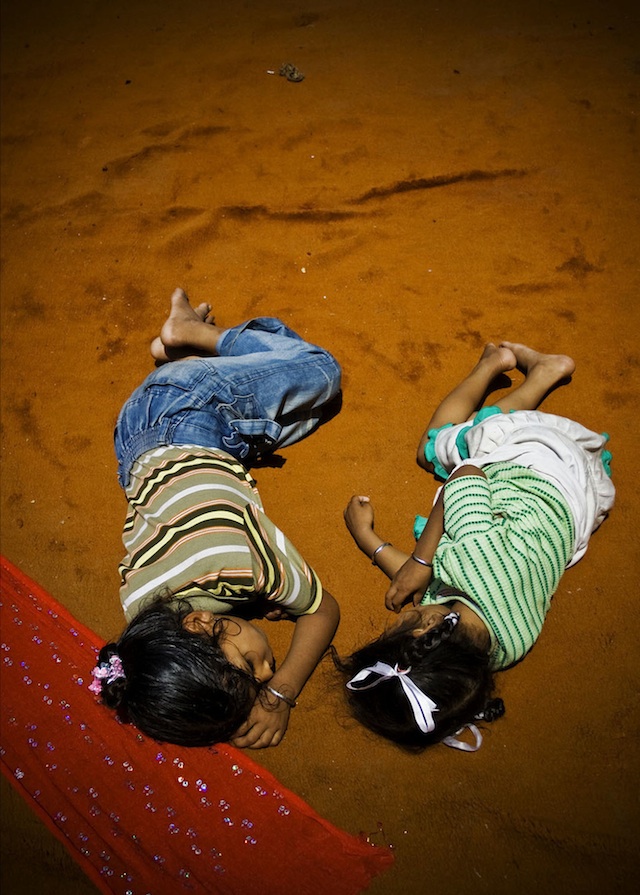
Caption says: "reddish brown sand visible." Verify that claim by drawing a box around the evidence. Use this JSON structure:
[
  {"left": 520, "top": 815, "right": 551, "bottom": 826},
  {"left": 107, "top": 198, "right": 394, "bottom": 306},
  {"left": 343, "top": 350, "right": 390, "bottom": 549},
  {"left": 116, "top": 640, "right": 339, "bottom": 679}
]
[{"left": 2, "top": 1, "right": 639, "bottom": 893}]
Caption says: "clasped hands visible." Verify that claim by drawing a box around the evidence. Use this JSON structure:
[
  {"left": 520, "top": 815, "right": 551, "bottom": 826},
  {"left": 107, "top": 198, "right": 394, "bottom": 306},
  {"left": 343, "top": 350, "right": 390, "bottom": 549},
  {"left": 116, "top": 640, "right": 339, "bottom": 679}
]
[{"left": 344, "top": 495, "right": 432, "bottom": 613}]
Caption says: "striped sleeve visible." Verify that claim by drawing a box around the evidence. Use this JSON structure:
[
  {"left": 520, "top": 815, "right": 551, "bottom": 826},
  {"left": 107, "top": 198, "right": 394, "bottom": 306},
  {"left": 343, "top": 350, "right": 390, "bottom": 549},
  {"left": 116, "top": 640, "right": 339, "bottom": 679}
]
[
  {"left": 119, "top": 447, "right": 322, "bottom": 621},
  {"left": 243, "top": 504, "right": 323, "bottom": 616},
  {"left": 443, "top": 474, "right": 493, "bottom": 538},
  {"left": 428, "top": 465, "right": 574, "bottom": 668}
]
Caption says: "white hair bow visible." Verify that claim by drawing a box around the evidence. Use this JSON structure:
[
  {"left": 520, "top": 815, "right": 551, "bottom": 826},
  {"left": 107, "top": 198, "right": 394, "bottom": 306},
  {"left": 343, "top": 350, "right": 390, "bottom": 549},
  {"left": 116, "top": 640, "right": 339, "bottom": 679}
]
[
  {"left": 442, "top": 725, "right": 483, "bottom": 752},
  {"left": 346, "top": 661, "right": 438, "bottom": 734}
]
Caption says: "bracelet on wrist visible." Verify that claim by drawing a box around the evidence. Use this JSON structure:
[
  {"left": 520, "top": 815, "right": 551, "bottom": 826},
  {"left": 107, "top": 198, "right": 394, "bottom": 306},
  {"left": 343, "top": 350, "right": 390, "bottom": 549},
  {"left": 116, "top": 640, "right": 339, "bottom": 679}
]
[
  {"left": 410, "top": 553, "right": 433, "bottom": 569},
  {"left": 371, "top": 542, "right": 392, "bottom": 566},
  {"left": 265, "top": 685, "right": 297, "bottom": 708}
]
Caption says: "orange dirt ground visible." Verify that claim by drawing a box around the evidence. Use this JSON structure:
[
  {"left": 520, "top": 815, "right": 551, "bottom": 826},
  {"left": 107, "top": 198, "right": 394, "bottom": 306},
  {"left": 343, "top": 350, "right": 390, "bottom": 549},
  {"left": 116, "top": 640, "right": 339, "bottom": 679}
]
[{"left": 1, "top": 1, "right": 639, "bottom": 893}]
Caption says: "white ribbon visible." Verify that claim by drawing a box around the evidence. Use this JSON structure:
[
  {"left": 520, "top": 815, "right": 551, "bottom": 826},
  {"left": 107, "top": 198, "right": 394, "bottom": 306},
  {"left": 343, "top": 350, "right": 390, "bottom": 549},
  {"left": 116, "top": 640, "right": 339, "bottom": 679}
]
[
  {"left": 442, "top": 723, "right": 483, "bottom": 752},
  {"left": 346, "top": 661, "right": 438, "bottom": 734}
]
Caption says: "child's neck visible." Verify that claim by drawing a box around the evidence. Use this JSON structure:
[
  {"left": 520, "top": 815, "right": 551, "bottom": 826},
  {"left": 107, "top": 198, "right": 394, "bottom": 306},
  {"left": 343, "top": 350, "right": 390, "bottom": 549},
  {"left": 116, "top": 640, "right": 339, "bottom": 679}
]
[{"left": 449, "top": 599, "right": 492, "bottom": 652}]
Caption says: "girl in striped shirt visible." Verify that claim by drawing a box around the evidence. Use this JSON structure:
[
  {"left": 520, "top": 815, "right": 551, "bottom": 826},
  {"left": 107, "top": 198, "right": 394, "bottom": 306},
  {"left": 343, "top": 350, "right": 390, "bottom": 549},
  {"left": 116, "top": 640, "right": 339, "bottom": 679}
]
[
  {"left": 91, "top": 290, "right": 341, "bottom": 749},
  {"left": 340, "top": 342, "right": 614, "bottom": 751}
]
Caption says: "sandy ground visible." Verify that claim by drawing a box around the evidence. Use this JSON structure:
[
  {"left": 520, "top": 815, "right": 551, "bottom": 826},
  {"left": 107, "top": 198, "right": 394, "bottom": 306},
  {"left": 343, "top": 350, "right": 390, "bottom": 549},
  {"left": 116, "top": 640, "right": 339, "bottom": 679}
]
[{"left": 2, "top": 1, "right": 639, "bottom": 893}]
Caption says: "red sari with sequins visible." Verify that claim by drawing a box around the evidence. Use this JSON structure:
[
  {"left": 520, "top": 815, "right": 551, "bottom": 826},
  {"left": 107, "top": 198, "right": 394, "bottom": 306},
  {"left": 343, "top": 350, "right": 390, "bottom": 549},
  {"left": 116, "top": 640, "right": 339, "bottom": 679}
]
[{"left": 0, "top": 557, "right": 393, "bottom": 895}]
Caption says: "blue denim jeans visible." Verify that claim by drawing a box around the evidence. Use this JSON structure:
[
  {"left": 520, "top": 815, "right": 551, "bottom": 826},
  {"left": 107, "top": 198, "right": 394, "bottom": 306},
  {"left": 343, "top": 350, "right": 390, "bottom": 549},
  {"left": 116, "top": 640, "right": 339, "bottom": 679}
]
[{"left": 114, "top": 317, "right": 341, "bottom": 488}]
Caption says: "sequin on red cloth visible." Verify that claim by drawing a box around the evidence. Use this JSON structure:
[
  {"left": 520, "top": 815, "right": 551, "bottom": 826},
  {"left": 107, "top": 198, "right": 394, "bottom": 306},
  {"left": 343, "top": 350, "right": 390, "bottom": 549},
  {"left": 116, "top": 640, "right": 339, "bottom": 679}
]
[{"left": 0, "top": 556, "right": 393, "bottom": 895}]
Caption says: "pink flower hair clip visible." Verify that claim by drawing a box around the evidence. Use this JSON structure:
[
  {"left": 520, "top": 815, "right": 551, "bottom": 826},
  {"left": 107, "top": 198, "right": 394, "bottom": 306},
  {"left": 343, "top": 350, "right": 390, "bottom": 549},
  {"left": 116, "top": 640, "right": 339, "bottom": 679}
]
[{"left": 89, "top": 654, "right": 125, "bottom": 695}]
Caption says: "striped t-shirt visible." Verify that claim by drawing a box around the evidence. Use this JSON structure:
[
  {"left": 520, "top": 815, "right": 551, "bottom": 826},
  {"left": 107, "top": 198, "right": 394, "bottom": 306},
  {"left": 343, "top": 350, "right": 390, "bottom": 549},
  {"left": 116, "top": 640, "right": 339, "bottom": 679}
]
[
  {"left": 421, "top": 462, "right": 574, "bottom": 669},
  {"left": 119, "top": 446, "right": 322, "bottom": 622}
]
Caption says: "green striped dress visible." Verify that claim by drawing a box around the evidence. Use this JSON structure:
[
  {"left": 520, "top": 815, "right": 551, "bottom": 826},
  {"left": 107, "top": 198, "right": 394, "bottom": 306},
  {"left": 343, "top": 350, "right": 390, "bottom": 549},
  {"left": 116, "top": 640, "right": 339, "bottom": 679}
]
[
  {"left": 119, "top": 446, "right": 322, "bottom": 622},
  {"left": 421, "top": 462, "right": 574, "bottom": 669}
]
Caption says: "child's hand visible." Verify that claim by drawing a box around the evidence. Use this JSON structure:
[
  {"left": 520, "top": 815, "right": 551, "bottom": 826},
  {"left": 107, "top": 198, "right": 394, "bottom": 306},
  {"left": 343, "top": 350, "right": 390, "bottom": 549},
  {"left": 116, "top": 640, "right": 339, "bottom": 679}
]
[
  {"left": 230, "top": 695, "right": 291, "bottom": 749},
  {"left": 263, "top": 607, "right": 287, "bottom": 621},
  {"left": 344, "top": 495, "right": 375, "bottom": 542},
  {"left": 385, "top": 557, "right": 432, "bottom": 613}
]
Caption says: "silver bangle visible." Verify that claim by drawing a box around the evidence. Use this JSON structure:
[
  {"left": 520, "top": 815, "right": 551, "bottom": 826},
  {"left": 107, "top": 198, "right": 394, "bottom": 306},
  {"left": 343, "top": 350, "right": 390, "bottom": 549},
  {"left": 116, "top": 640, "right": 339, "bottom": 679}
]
[
  {"left": 265, "top": 685, "right": 297, "bottom": 708},
  {"left": 371, "top": 542, "right": 392, "bottom": 566},
  {"left": 410, "top": 553, "right": 433, "bottom": 568}
]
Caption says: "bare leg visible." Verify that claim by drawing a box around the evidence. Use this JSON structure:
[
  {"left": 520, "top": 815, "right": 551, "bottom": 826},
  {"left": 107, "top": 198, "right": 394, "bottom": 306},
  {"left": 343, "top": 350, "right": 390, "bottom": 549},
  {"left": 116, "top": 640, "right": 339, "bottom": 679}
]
[
  {"left": 417, "top": 343, "right": 516, "bottom": 468},
  {"left": 150, "top": 289, "right": 226, "bottom": 363},
  {"left": 492, "top": 342, "right": 575, "bottom": 412}
]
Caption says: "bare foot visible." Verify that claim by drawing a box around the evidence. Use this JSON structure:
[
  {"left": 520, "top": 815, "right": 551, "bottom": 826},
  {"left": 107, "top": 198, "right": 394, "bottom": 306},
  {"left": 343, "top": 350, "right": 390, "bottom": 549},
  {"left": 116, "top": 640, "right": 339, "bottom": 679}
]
[
  {"left": 151, "top": 297, "right": 212, "bottom": 361},
  {"left": 150, "top": 289, "right": 224, "bottom": 363},
  {"left": 499, "top": 341, "right": 575, "bottom": 387},
  {"left": 476, "top": 342, "right": 517, "bottom": 378}
]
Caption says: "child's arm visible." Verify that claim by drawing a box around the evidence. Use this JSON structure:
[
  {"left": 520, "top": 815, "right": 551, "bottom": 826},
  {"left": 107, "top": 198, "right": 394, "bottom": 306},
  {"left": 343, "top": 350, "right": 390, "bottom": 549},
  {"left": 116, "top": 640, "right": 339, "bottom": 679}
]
[
  {"left": 230, "top": 589, "right": 340, "bottom": 749},
  {"left": 344, "top": 495, "right": 411, "bottom": 578},
  {"left": 384, "top": 464, "right": 487, "bottom": 613}
]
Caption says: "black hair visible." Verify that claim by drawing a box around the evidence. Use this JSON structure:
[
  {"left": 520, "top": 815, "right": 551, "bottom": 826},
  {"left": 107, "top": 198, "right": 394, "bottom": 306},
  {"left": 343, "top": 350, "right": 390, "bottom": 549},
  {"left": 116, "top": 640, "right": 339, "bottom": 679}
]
[
  {"left": 336, "top": 611, "right": 504, "bottom": 750},
  {"left": 93, "top": 594, "right": 258, "bottom": 747}
]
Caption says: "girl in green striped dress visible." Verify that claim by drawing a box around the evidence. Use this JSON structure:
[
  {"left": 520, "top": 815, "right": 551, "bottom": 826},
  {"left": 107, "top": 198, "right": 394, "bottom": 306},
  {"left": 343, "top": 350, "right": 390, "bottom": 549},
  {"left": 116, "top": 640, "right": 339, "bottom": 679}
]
[{"left": 340, "top": 342, "right": 614, "bottom": 752}]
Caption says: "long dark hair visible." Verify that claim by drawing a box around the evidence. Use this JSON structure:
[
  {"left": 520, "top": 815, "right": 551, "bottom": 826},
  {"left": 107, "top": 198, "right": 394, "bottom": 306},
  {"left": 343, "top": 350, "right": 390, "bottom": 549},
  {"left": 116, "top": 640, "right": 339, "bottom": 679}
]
[
  {"left": 337, "top": 611, "right": 504, "bottom": 750},
  {"left": 93, "top": 594, "right": 258, "bottom": 746}
]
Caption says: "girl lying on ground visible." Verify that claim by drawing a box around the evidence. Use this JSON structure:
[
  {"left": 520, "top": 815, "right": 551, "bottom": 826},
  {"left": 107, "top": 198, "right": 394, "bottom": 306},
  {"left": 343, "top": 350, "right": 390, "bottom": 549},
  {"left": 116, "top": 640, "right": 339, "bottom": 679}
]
[
  {"left": 90, "top": 289, "right": 341, "bottom": 749},
  {"left": 340, "top": 342, "right": 614, "bottom": 751}
]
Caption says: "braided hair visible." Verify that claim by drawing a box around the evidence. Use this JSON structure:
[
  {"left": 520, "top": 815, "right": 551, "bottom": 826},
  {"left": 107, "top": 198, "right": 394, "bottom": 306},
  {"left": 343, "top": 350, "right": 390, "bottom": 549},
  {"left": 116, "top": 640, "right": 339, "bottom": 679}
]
[
  {"left": 338, "top": 610, "right": 504, "bottom": 750},
  {"left": 91, "top": 594, "right": 258, "bottom": 747}
]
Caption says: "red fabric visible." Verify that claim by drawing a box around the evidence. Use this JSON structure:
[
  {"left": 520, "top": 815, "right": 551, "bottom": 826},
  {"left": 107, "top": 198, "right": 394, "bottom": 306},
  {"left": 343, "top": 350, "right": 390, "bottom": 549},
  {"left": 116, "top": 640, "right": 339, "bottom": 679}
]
[{"left": 0, "top": 556, "right": 393, "bottom": 895}]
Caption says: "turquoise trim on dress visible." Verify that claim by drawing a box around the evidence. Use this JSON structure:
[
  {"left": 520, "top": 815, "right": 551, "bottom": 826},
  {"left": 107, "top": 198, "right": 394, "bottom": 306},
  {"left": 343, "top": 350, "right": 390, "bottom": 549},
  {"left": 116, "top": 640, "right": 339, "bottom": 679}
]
[
  {"left": 473, "top": 405, "right": 504, "bottom": 423},
  {"left": 600, "top": 433, "right": 612, "bottom": 477},
  {"left": 420, "top": 406, "right": 509, "bottom": 537},
  {"left": 454, "top": 426, "right": 472, "bottom": 460},
  {"left": 424, "top": 423, "right": 453, "bottom": 480},
  {"left": 424, "top": 406, "right": 505, "bottom": 480},
  {"left": 418, "top": 407, "right": 515, "bottom": 543},
  {"left": 455, "top": 406, "right": 505, "bottom": 460},
  {"left": 414, "top": 514, "right": 428, "bottom": 539}
]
